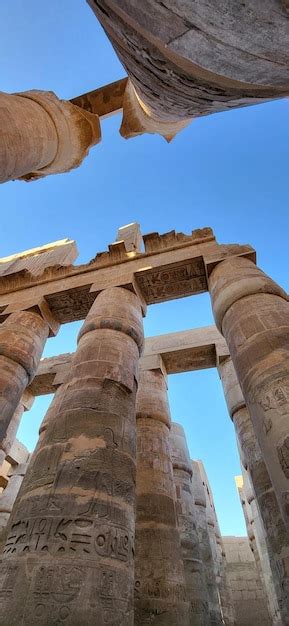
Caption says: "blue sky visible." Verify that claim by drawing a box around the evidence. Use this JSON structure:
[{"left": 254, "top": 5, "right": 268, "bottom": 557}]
[{"left": 1, "top": 1, "right": 289, "bottom": 536}]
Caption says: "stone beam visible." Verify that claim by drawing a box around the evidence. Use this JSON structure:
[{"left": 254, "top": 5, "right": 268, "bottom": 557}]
[
  {"left": 70, "top": 77, "right": 128, "bottom": 119},
  {"left": 0, "top": 226, "right": 255, "bottom": 325},
  {"left": 28, "top": 325, "right": 229, "bottom": 396}
]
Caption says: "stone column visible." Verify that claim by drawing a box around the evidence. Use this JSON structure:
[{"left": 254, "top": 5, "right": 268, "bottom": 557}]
[
  {"left": 0, "top": 445, "right": 30, "bottom": 535},
  {"left": 0, "top": 390, "right": 34, "bottom": 467},
  {"left": 88, "top": 1, "right": 289, "bottom": 136},
  {"left": 0, "top": 307, "right": 54, "bottom": 449},
  {"left": 191, "top": 460, "right": 223, "bottom": 625},
  {"left": 198, "top": 461, "right": 235, "bottom": 626},
  {"left": 170, "top": 423, "right": 210, "bottom": 625},
  {"left": 236, "top": 473, "right": 282, "bottom": 626},
  {"left": 0, "top": 90, "right": 101, "bottom": 182},
  {"left": 218, "top": 356, "right": 289, "bottom": 623},
  {"left": 0, "top": 286, "right": 144, "bottom": 625},
  {"left": 135, "top": 365, "right": 190, "bottom": 625},
  {"left": 209, "top": 256, "right": 289, "bottom": 529}
]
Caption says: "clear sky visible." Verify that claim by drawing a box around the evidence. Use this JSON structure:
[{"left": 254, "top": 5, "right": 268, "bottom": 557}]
[{"left": 1, "top": 1, "right": 289, "bottom": 536}]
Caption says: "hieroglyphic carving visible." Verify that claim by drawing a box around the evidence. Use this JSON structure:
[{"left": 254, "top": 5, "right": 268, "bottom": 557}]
[
  {"left": 4, "top": 516, "right": 133, "bottom": 562},
  {"left": 136, "top": 258, "right": 207, "bottom": 304}
]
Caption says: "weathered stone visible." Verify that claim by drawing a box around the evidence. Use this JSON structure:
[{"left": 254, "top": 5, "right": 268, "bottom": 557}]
[
  {"left": 0, "top": 459, "right": 29, "bottom": 534},
  {"left": 0, "top": 90, "right": 100, "bottom": 183},
  {"left": 0, "top": 286, "right": 144, "bottom": 625},
  {"left": 236, "top": 474, "right": 282, "bottom": 626},
  {"left": 223, "top": 536, "right": 273, "bottom": 626},
  {"left": 170, "top": 423, "right": 210, "bottom": 625},
  {"left": 0, "top": 310, "right": 49, "bottom": 451},
  {"left": 209, "top": 256, "right": 289, "bottom": 530},
  {"left": 198, "top": 461, "right": 235, "bottom": 626},
  {"left": 191, "top": 461, "right": 223, "bottom": 625},
  {"left": 219, "top": 357, "right": 289, "bottom": 623},
  {"left": 135, "top": 368, "right": 189, "bottom": 625},
  {"left": 88, "top": 0, "right": 289, "bottom": 137}
]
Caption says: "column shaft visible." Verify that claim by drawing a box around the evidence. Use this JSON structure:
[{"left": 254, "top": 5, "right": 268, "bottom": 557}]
[
  {"left": 209, "top": 256, "right": 289, "bottom": 528},
  {"left": 191, "top": 461, "right": 223, "bottom": 625},
  {"left": 0, "top": 90, "right": 100, "bottom": 182},
  {"left": 135, "top": 369, "right": 189, "bottom": 625},
  {"left": 170, "top": 423, "right": 210, "bottom": 625},
  {"left": 198, "top": 461, "right": 235, "bottom": 626},
  {"left": 0, "top": 460, "right": 29, "bottom": 534},
  {"left": 0, "top": 310, "right": 49, "bottom": 447},
  {"left": 239, "top": 471, "right": 282, "bottom": 625},
  {"left": 0, "top": 287, "right": 144, "bottom": 625},
  {"left": 219, "top": 357, "right": 289, "bottom": 623}
]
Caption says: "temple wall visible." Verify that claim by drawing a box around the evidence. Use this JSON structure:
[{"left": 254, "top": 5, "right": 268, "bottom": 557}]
[{"left": 223, "top": 537, "right": 272, "bottom": 626}]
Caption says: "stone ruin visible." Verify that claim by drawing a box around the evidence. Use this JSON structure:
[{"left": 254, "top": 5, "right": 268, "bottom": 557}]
[
  {"left": 0, "top": 223, "right": 288, "bottom": 625},
  {"left": 1, "top": 2, "right": 289, "bottom": 622}
]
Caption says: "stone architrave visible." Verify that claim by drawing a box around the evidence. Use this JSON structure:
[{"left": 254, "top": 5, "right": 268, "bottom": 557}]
[
  {"left": 88, "top": 1, "right": 289, "bottom": 138},
  {"left": 135, "top": 367, "right": 190, "bottom": 625},
  {"left": 0, "top": 90, "right": 101, "bottom": 183},
  {"left": 197, "top": 461, "right": 235, "bottom": 626},
  {"left": 218, "top": 356, "right": 289, "bottom": 623},
  {"left": 236, "top": 474, "right": 281, "bottom": 626},
  {"left": 0, "top": 308, "right": 53, "bottom": 450},
  {"left": 209, "top": 256, "right": 289, "bottom": 529},
  {"left": 170, "top": 423, "right": 210, "bottom": 625},
  {"left": 0, "top": 286, "right": 144, "bottom": 625},
  {"left": 191, "top": 461, "right": 223, "bottom": 625}
]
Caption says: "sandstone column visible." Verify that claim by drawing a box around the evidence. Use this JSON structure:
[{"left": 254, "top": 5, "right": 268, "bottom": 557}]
[
  {"left": 0, "top": 286, "right": 144, "bottom": 625},
  {"left": 88, "top": 1, "right": 289, "bottom": 138},
  {"left": 218, "top": 356, "right": 289, "bottom": 623},
  {"left": 191, "top": 460, "right": 223, "bottom": 625},
  {"left": 135, "top": 365, "right": 190, "bottom": 625},
  {"left": 198, "top": 461, "right": 235, "bottom": 626},
  {"left": 0, "top": 446, "right": 30, "bottom": 535},
  {"left": 0, "top": 390, "right": 34, "bottom": 467},
  {"left": 0, "top": 306, "right": 54, "bottom": 449},
  {"left": 209, "top": 256, "right": 289, "bottom": 528},
  {"left": 0, "top": 90, "right": 100, "bottom": 182},
  {"left": 170, "top": 422, "right": 210, "bottom": 625},
  {"left": 236, "top": 473, "right": 282, "bottom": 625}
]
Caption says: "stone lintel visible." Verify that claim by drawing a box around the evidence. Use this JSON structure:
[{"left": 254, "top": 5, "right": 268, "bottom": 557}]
[
  {"left": 28, "top": 325, "right": 228, "bottom": 396},
  {"left": 0, "top": 227, "right": 255, "bottom": 325},
  {"left": 70, "top": 77, "right": 128, "bottom": 119}
]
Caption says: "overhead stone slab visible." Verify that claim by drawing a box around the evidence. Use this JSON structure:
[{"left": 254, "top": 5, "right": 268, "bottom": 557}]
[{"left": 0, "top": 239, "right": 78, "bottom": 278}]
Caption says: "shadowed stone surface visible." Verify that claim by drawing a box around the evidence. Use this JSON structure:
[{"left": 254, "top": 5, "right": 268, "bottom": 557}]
[
  {"left": 0, "top": 311, "right": 49, "bottom": 452},
  {"left": 88, "top": 0, "right": 289, "bottom": 135},
  {"left": 198, "top": 461, "right": 235, "bottom": 625},
  {"left": 219, "top": 357, "right": 289, "bottom": 623},
  {"left": 237, "top": 473, "right": 281, "bottom": 625},
  {"left": 209, "top": 256, "right": 289, "bottom": 531},
  {"left": 0, "top": 90, "right": 100, "bottom": 183},
  {"left": 191, "top": 461, "right": 223, "bottom": 625},
  {"left": 135, "top": 369, "right": 189, "bottom": 625},
  {"left": 170, "top": 423, "right": 210, "bottom": 625},
  {"left": 223, "top": 536, "right": 273, "bottom": 626},
  {"left": 0, "top": 286, "right": 144, "bottom": 625}
]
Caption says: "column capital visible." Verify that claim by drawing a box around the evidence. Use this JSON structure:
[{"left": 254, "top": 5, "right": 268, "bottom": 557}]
[
  {"left": 90, "top": 269, "right": 147, "bottom": 316},
  {"left": 2, "top": 296, "right": 60, "bottom": 337},
  {"left": 208, "top": 256, "right": 287, "bottom": 333}
]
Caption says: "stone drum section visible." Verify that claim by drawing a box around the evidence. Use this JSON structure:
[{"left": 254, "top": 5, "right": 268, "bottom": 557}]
[{"left": 0, "top": 287, "right": 144, "bottom": 625}]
